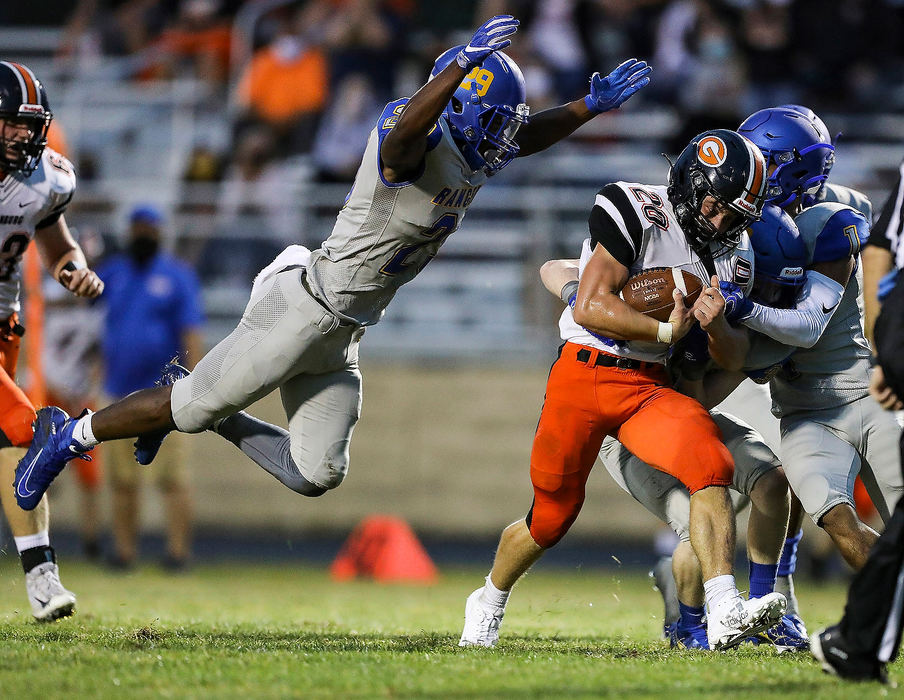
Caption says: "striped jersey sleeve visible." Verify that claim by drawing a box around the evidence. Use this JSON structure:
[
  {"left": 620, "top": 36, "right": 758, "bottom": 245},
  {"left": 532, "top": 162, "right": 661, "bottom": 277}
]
[
  {"left": 588, "top": 183, "right": 644, "bottom": 267},
  {"left": 870, "top": 158, "right": 904, "bottom": 256}
]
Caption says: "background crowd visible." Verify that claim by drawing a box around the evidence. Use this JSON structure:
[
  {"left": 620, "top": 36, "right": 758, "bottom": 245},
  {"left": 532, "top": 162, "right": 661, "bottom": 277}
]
[{"left": 1, "top": 0, "right": 904, "bottom": 573}]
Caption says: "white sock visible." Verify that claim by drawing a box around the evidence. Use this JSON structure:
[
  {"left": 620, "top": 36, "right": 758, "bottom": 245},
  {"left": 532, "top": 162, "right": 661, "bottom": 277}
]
[
  {"left": 479, "top": 574, "right": 510, "bottom": 609},
  {"left": 703, "top": 574, "right": 739, "bottom": 611},
  {"left": 72, "top": 412, "right": 98, "bottom": 449},
  {"left": 15, "top": 531, "right": 50, "bottom": 553}
]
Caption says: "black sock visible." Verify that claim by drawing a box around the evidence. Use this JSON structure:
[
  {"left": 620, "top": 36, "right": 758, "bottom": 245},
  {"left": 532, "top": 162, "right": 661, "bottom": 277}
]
[{"left": 21, "top": 545, "right": 56, "bottom": 574}]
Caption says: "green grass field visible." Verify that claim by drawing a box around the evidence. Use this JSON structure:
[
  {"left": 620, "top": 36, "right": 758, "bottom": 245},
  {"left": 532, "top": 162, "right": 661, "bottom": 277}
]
[{"left": 0, "top": 560, "right": 898, "bottom": 698}]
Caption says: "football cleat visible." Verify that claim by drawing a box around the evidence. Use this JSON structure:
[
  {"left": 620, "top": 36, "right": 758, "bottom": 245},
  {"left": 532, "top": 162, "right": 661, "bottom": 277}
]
[
  {"left": 669, "top": 621, "right": 710, "bottom": 650},
  {"left": 707, "top": 592, "right": 786, "bottom": 651},
  {"left": 15, "top": 407, "right": 91, "bottom": 511},
  {"left": 787, "top": 612, "right": 808, "bottom": 637},
  {"left": 459, "top": 588, "right": 505, "bottom": 647},
  {"left": 25, "top": 562, "right": 76, "bottom": 621},
  {"left": 811, "top": 625, "right": 887, "bottom": 683},
  {"left": 133, "top": 359, "right": 190, "bottom": 465},
  {"left": 758, "top": 614, "right": 810, "bottom": 653}
]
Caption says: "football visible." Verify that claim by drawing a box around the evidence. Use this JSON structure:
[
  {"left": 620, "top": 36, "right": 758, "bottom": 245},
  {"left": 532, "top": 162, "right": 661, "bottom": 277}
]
[{"left": 622, "top": 267, "right": 704, "bottom": 322}]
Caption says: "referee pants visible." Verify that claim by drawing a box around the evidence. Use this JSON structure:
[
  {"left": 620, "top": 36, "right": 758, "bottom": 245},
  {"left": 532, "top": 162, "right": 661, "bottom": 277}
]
[{"left": 839, "top": 268, "right": 904, "bottom": 662}]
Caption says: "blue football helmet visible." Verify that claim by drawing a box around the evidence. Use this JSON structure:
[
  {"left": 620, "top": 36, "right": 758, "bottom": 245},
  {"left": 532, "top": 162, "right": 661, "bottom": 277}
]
[
  {"left": 431, "top": 46, "right": 529, "bottom": 175},
  {"left": 738, "top": 106, "right": 834, "bottom": 208},
  {"left": 748, "top": 204, "right": 808, "bottom": 308}
]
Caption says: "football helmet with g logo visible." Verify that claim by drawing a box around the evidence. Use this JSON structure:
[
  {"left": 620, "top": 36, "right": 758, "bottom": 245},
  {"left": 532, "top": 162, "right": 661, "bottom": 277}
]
[
  {"left": 0, "top": 61, "right": 53, "bottom": 176},
  {"left": 430, "top": 47, "right": 529, "bottom": 176},
  {"left": 667, "top": 129, "right": 768, "bottom": 256}
]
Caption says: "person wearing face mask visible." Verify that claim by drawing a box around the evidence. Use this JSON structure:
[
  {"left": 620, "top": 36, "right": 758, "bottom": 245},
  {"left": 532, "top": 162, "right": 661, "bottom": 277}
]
[{"left": 93, "top": 204, "right": 204, "bottom": 570}]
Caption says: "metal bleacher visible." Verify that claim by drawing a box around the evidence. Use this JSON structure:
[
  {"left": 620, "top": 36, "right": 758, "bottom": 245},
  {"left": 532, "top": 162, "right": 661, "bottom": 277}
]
[{"left": 4, "top": 27, "right": 904, "bottom": 362}]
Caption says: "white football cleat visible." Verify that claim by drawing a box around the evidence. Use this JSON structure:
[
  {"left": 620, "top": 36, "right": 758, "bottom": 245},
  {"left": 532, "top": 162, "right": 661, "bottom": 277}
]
[
  {"left": 459, "top": 588, "right": 505, "bottom": 647},
  {"left": 707, "top": 592, "right": 786, "bottom": 651},
  {"left": 25, "top": 562, "right": 76, "bottom": 622}
]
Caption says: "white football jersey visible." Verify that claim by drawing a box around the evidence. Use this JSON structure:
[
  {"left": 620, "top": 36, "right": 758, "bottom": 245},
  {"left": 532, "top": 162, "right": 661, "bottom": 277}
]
[
  {"left": 0, "top": 147, "right": 75, "bottom": 317},
  {"left": 559, "top": 181, "right": 755, "bottom": 364},
  {"left": 306, "top": 99, "right": 488, "bottom": 326}
]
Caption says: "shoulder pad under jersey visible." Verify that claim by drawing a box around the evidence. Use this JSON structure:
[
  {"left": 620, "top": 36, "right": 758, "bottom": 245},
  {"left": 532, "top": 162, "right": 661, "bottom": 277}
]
[
  {"left": 377, "top": 98, "right": 442, "bottom": 150},
  {"left": 795, "top": 203, "right": 869, "bottom": 264},
  {"left": 819, "top": 183, "right": 872, "bottom": 222}
]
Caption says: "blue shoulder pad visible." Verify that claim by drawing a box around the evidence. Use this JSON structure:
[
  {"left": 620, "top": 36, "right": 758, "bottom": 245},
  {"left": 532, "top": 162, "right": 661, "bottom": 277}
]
[
  {"left": 377, "top": 98, "right": 442, "bottom": 150},
  {"left": 811, "top": 207, "right": 870, "bottom": 263}
]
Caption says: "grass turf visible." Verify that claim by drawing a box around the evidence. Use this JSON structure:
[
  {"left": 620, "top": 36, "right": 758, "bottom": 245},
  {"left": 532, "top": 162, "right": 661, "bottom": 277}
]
[{"left": 0, "top": 560, "right": 897, "bottom": 698}]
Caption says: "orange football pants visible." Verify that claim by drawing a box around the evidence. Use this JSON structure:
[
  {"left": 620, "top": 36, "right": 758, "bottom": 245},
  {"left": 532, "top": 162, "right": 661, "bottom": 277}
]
[
  {"left": 527, "top": 342, "right": 734, "bottom": 548},
  {"left": 0, "top": 315, "right": 37, "bottom": 448}
]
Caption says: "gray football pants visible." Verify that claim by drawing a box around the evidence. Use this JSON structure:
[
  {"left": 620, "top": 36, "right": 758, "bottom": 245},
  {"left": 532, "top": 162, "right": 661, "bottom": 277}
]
[
  {"left": 169, "top": 267, "right": 363, "bottom": 492},
  {"left": 779, "top": 396, "right": 903, "bottom": 524}
]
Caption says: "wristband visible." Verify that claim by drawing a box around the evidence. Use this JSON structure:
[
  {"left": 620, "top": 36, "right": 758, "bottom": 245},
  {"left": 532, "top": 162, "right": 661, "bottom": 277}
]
[
  {"left": 657, "top": 321, "right": 673, "bottom": 345},
  {"left": 59, "top": 259, "right": 86, "bottom": 286},
  {"left": 560, "top": 280, "right": 580, "bottom": 306}
]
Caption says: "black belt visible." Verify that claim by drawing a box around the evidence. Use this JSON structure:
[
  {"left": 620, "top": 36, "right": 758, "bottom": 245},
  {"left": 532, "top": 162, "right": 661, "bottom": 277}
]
[{"left": 576, "top": 348, "right": 649, "bottom": 370}]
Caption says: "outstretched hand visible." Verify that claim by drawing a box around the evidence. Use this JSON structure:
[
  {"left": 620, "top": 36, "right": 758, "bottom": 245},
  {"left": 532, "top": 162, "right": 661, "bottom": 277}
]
[
  {"left": 456, "top": 15, "right": 520, "bottom": 69},
  {"left": 584, "top": 59, "right": 652, "bottom": 114}
]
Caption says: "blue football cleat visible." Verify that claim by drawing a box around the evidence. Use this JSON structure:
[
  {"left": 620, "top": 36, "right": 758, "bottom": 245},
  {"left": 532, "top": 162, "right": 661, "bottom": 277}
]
[
  {"left": 758, "top": 614, "right": 810, "bottom": 653},
  {"left": 133, "top": 359, "right": 189, "bottom": 465},
  {"left": 15, "top": 407, "right": 91, "bottom": 511},
  {"left": 669, "top": 620, "right": 710, "bottom": 650}
]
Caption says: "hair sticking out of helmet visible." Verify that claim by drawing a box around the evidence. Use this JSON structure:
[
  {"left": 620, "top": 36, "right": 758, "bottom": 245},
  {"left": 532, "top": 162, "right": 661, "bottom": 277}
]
[
  {"left": 0, "top": 61, "right": 52, "bottom": 176},
  {"left": 667, "top": 129, "right": 768, "bottom": 258},
  {"left": 430, "top": 46, "right": 529, "bottom": 175},
  {"left": 748, "top": 204, "right": 808, "bottom": 308},
  {"left": 738, "top": 106, "right": 834, "bottom": 208}
]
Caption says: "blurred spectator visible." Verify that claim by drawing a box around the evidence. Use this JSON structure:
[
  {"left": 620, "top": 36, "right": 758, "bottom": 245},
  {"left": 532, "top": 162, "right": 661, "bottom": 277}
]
[
  {"left": 312, "top": 73, "right": 382, "bottom": 182},
  {"left": 57, "top": 0, "right": 170, "bottom": 69},
  {"left": 235, "top": 4, "right": 330, "bottom": 155},
  {"left": 524, "top": 0, "right": 593, "bottom": 102},
  {"left": 41, "top": 227, "right": 105, "bottom": 560},
  {"left": 94, "top": 205, "right": 204, "bottom": 571},
  {"left": 654, "top": 0, "right": 746, "bottom": 152},
  {"left": 739, "top": 1, "right": 796, "bottom": 113},
  {"left": 140, "top": 0, "right": 233, "bottom": 86},
  {"left": 320, "top": 0, "right": 413, "bottom": 100}
]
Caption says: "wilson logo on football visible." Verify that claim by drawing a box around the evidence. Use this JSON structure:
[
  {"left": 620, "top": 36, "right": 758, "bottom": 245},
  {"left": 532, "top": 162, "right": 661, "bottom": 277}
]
[
  {"left": 697, "top": 136, "right": 727, "bottom": 167},
  {"left": 630, "top": 276, "right": 667, "bottom": 291}
]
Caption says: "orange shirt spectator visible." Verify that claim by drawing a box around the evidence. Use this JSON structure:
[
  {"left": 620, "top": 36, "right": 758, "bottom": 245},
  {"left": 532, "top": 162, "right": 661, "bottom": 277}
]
[{"left": 237, "top": 39, "right": 329, "bottom": 127}]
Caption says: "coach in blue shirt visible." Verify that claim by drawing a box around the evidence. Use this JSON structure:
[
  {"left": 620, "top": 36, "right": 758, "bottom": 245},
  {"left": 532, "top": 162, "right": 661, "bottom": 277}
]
[
  {"left": 95, "top": 204, "right": 204, "bottom": 570},
  {"left": 97, "top": 205, "right": 204, "bottom": 396}
]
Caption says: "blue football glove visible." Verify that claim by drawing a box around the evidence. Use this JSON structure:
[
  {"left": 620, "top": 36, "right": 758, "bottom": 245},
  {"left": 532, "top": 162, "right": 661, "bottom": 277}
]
[
  {"left": 584, "top": 58, "right": 652, "bottom": 114},
  {"left": 719, "top": 280, "right": 753, "bottom": 324},
  {"left": 456, "top": 15, "right": 520, "bottom": 70}
]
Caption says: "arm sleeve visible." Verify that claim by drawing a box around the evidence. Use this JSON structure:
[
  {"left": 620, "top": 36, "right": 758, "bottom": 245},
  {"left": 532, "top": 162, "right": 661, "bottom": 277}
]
[
  {"left": 588, "top": 183, "right": 643, "bottom": 268},
  {"left": 740, "top": 270, "right": 844, "bottom": 348}
]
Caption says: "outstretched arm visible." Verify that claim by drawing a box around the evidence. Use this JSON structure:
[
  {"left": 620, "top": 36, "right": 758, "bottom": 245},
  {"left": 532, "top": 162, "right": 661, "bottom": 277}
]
[
  {"left": 516, "top": 58, "right": 651, "bottom": 157},
  {"left": 381, "top": 15, "right": 519, "bottom": 182}
]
